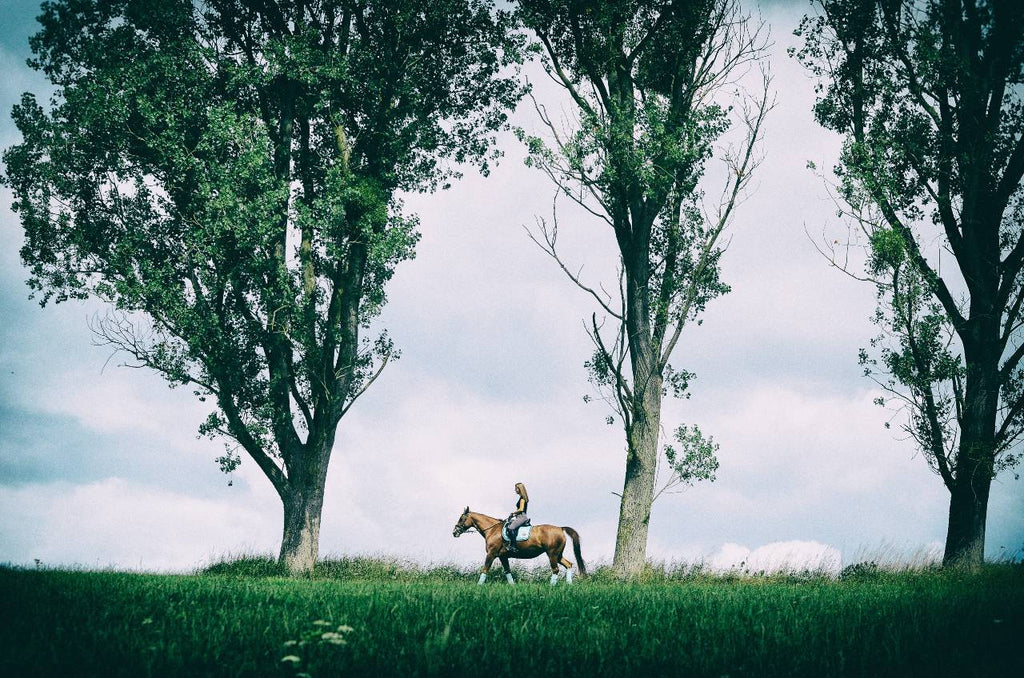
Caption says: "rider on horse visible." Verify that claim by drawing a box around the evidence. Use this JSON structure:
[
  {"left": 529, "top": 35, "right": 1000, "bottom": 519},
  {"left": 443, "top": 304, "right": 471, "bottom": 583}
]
[
  {"left": 452, "top": 497, "right": 587, "bottom": 586},
  {"left": 504, "top": 482, "right": 530, "bottom": 552}
]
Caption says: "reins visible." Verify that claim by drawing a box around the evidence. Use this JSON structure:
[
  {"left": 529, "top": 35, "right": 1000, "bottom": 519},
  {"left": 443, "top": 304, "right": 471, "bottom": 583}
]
[{"left": 462, "top": 514, "right": 502, "bottom": 537}]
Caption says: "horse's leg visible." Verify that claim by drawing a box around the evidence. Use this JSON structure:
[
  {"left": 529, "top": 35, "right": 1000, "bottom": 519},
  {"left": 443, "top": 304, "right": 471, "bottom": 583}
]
[
  {"left": 559, "top": 556, "right": 575, "bottom": 584},
  {"left": 499, "top": 555, "right": 514, "bottom": 585},
  {"left": 478, "top": 554, "right": 495, "bottom": 585},
  {"left": 545, "top": 531, "right": 571, "bottom": 586},
  {"left": 547, "top": 550, "right": 561, "bottom": 586}
]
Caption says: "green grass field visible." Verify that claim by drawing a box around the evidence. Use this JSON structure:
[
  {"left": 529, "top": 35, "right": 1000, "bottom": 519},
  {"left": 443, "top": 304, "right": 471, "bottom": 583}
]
[{"left": 1, "top": 560, "right": 1021, "bottom": 677}]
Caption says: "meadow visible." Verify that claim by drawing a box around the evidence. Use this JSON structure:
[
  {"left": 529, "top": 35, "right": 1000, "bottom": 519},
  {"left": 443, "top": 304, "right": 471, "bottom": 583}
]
[{"left": 0, "top": 558, "right": 1021, "bottom": 678}]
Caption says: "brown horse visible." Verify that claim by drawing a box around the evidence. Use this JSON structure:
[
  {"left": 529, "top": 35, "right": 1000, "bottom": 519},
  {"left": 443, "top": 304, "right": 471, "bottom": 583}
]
[{"left": 452, "top": 507, "right": 587, "bottom": 585}]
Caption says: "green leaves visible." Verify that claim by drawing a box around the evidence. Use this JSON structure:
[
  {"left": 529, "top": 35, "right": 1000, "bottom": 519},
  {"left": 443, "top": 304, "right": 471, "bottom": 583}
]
[
  {"left": 3, "top": 0, "right": 525, "bottom": 482},
  {"left": 867, "top": 227, "right": 906, "bottom": 273},
  {"left": 520, "top": 0, "right": 765, "bottom": 413},
  {"left": 662, "top": 424, "right": 719, "bottom": 490},
  {"left": 796, "top": 0, "right": 1024, "bottom": 500}
]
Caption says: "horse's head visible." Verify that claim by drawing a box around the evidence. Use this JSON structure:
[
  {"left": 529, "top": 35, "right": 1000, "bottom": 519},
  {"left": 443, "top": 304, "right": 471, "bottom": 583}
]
[{"left": 452, "top": 506, "right": 472, "bottom": 537}]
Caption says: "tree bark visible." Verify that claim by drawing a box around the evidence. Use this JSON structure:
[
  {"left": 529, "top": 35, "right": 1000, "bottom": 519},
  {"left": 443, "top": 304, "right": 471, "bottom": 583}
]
[
  {"left": 278, "top": 438, "right": 333, "bottom": 574},
  {"left": 943, "top": 473, "right": 991, "bottom": 567},
  {"left": 279, "top": 477, "right": 327, "bottom": 574},
  {"left": 943, "top": 326, "right": 999, "bottom": 567},
  {"left": 613, "top": 377, "right": 662, "bottom": 576}
]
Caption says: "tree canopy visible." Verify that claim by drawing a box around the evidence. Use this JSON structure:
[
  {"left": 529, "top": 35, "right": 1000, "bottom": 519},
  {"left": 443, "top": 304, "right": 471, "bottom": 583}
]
[
  {"left": 518, "top": 0, "right": 769, "bottom": 574},
  {"left": 794, "top": 0, "right": 1024, "bottom": 565},
  {"left": 3, "top": 0, "right": 525, "bottom": 571}
]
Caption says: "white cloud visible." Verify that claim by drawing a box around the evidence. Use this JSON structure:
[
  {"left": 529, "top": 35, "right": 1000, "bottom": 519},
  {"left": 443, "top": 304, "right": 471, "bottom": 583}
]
[
  {"left": 709, "top": 542, "right": 754, "bottom": 571},
  {"left": 0, "top": 477, "right": 280, "bottom": 571},
  {"left": 26, "top": 366, "right": 209, "bottom": 437},
  {"left": 708, "top": 540, "right": 843, "bottom": 575},
  {"left": 643, "top": 383, "right": 954, "bottom": 563}
]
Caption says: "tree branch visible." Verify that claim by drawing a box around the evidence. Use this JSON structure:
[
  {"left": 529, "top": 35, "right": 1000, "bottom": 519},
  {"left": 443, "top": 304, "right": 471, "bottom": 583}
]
[
  {"left": 661, "top": 69, "right": 772, "bottom": 368},
  {"left": 526, "top": 211, "right": 623, "bottom": 321}
]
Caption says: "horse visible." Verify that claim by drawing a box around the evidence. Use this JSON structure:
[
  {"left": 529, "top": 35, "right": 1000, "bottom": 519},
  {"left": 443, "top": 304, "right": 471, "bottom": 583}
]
[{"left": 452, "top": 507, "right": 587, "bottom": 585}]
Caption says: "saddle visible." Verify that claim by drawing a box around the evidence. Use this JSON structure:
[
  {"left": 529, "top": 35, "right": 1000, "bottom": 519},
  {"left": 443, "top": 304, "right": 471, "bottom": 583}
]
[{"left": 502, "top": 517, "right": 532, "bottom": 547}]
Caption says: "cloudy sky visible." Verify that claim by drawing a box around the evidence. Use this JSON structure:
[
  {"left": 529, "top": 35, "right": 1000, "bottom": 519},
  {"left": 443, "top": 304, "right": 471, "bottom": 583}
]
[{"left": 1, "top": 0, "right": 1021, "bottom": 573}]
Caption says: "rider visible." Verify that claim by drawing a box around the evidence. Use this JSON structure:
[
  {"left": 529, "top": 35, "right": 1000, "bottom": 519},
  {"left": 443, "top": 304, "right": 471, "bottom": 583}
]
[{"left": 504, "top": 482, "right": 530, "bottom": 551}]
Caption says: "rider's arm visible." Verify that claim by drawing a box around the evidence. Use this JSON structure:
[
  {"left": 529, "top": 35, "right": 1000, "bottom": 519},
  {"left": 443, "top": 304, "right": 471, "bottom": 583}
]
[{"left": 515, "top": 495, "right": 527, "bottom": 514}]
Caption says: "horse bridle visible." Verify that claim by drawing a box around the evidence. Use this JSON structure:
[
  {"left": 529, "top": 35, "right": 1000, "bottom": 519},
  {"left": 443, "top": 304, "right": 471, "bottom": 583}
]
[{"left": 456, "top": 516, "right": 502, "bottom": 537}]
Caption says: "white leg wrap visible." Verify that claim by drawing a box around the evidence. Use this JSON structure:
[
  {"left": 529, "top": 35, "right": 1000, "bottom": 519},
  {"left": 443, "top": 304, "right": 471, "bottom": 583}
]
[
  {"left": 505, "top": 572, "right": 515, "bottom": 585},
  {"left": 550, "top": 573, "right": 558, "bottom": 586},
  {"left": 478, "top": 572, "right": 487, "bottom": 585},
  {"left": 566, "top": 567, "right": 574, "bottom": 584}
]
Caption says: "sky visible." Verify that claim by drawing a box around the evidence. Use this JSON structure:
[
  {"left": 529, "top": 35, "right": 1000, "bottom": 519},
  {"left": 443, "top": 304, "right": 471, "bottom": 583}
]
[{"left": 0, "top": 0, "right": 1021, "bottom": 574}]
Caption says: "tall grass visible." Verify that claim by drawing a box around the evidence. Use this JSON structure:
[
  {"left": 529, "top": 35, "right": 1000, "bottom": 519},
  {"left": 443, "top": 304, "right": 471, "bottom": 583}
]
[{"left": 0, "top": 561, "right": 1021, "bottom": 677}]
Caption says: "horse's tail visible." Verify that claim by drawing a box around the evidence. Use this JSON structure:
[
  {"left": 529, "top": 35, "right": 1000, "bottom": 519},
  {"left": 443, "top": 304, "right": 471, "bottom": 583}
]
[{"left": 562, "top": 526, "right": 587, "bottom": 577}]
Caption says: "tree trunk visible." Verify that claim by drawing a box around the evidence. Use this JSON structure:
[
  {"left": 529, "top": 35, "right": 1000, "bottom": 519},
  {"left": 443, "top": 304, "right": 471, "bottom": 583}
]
[
  {"left": 278, "top": 439, "right": 333, "bottom": 574},
  {"left": 279, "top": 479, "right": 326, "bottom": 574},
  {"left": 942, "top": 473, "right": 991, "bottom": 567},
  {"left": 613, "top": 381, "right": 662, "bottom": 576},
  {"left": 943, "top": 338, "right": 998, "bottom": 568}
]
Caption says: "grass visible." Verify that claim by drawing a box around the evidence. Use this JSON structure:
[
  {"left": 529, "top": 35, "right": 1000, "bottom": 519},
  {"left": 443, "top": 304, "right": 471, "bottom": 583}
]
[{"left": 0, "top": 559, "right": 1021, "bottom": 677}]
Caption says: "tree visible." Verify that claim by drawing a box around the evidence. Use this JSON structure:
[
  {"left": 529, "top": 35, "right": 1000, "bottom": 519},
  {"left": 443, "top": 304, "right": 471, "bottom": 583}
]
[
  {"left": 3, "top": 0, "right": 524, "bottom": 573},
  {"left": 794, "top": 0, "right": 1024, "bottom": 566},
  {"left": 517, "top": 0, "right": 770, "bottom": 575}
]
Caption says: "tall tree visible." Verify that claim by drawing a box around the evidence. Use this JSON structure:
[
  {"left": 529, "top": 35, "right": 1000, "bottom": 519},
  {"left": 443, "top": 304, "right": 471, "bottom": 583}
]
[
  {"left": 795, "top": 0, "right": 1024, "bottom": 566},
  {"left": 517, "top": 0, "right": 770, "bottom": 575},
  {"left": 3, "top": 0, "right": 524, "bottom": 573}
]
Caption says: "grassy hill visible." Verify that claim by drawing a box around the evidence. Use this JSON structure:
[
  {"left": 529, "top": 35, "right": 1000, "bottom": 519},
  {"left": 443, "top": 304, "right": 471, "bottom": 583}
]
[{"left": 0, "top": 559, "right": 1021, "bottom": 677}]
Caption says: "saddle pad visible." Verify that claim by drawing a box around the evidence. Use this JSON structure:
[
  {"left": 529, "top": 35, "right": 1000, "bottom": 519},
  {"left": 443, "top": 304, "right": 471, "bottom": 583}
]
[{"left": 505, "top": 524, "right": 532, "bottom": 540}]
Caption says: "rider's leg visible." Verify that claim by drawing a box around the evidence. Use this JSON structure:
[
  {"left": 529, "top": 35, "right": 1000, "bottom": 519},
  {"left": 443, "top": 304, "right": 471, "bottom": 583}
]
[{"left": 507, "top": 514, "right": 527, "bottom": 540}]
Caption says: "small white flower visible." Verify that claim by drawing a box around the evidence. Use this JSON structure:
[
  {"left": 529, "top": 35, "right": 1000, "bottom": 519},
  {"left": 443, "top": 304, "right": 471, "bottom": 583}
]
[
  {"left": 320, "top": 632, "right": 347, "bottom": 645},
  {"left": 337, "top": 624, "right": 354, "bottom": 633},
  {"left": 280, "top": 655, "right": 301, "bottom": 664}
]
